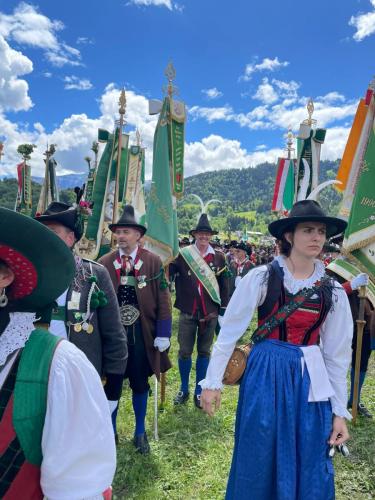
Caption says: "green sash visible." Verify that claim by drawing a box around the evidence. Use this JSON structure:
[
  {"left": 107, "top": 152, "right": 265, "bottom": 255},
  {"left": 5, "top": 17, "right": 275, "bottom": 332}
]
[
  {"left": 327, "top": 258, "right": 375, "bottom": 308},
  {"left": 180, "top": 245, "right": 221, "bottom": 305},
  {"left": 13, "top": 329, "right": 61, "bottom": 466}
]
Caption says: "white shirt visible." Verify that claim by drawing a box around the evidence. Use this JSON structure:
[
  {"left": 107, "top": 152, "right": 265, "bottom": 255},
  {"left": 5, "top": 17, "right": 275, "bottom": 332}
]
[
  {"left": 49, "top": 289, "right": 69, "bottom": 339},
  {"left": 193, "top": 242, "right": 215, "bottom": 258},
  {"left": 0, "top": 313, "right": 116, "bottom": 499},
  {"left": 119, "top": 246, "right": 139, "bottom": 262},
  {"left": 199, "top": 256, "right": 353, "bottom": 420}
]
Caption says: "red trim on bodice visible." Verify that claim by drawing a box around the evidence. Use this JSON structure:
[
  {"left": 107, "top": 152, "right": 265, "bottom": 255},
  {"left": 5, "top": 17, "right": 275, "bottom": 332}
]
[{"left": 258, "top": 295, "right": 322, "bottom": 346}]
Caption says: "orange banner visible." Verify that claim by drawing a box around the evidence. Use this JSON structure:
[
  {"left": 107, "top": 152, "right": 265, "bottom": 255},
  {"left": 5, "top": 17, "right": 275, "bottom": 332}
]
[{"left": 336, "top": 99, "right": 367, "bottom": 192}]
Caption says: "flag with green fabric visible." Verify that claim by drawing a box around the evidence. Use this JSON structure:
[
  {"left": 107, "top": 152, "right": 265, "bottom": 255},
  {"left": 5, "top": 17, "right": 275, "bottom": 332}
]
[
  {"left": 145, "top": 97, "right": 183, "bottom": 265},
  {"left": 343, "top": 93, "right": 375, "bottom": 281}
]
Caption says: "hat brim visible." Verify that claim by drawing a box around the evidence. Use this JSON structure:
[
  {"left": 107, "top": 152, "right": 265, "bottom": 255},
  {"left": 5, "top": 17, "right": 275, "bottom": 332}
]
[
  {"left": 1, "top": 208, "right": 76, "bottom": 311},
  {"left": 189, "top": 229, "right": 218, "bottom": 236},
  {"left": 35, "top": 210, "right": 83, "bottom": 240},
  {"left": 268, "top": 215, "right": 347, "bottom": 240},
  {"left": 109, "top": 222, "right": 147, "bottom": 236}
]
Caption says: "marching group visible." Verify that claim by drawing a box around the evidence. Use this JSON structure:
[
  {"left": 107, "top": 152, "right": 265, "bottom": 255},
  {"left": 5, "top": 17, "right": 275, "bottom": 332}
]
[{"left": 0, "top": 198, "right": 373, "bottom": 499}]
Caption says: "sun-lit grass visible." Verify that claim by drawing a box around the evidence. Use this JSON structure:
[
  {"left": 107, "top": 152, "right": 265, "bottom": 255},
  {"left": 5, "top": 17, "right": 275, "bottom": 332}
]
[{"left": 113, "top": 309, "right": 375, "bottom": 499}]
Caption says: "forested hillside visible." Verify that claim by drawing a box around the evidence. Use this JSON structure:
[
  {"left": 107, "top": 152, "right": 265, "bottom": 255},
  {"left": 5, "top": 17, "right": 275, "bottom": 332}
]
[
  {"left": 0, "top": 178, "right": 75, "bottom": 214},
  {"left": 178, "top": 159, "right": 342, "bottom": 234},
  {"left": 0, "top": 159, "right": 342, "bottom": 236}
]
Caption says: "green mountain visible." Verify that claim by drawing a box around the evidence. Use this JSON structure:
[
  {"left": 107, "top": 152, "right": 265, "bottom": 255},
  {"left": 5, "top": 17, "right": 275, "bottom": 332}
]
[
  {"left": 177, "top": 159, "right": 342, "bottom": 235},
  {"left": 0, "top": 178, "right": 75, "bottom": 214}
]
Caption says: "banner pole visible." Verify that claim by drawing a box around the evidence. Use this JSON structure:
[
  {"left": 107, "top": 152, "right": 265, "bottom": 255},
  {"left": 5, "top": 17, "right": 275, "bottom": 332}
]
[
  {"left": 351, "top": 285, "right": 367, "bottom": 423},
  {"left": 154, "top": 375, "right": 159, "bottom": 440}
]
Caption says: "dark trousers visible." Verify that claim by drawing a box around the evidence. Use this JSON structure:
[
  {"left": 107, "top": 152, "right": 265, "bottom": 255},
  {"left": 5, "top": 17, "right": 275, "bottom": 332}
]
[
  {"left": 177, "top": 312, "right": 217, "bottom": 359},
  {"left": 124, "top": 321, "right": 152, "bottom": 393}
]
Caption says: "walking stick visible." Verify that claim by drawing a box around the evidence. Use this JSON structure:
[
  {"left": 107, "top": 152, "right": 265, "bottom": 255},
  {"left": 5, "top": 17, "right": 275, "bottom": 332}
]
[
  {"left": 154, "top": 375, "right": 159, "bottom": 440},
  {"left": 160, "top": 372, "right": 166, "bottom": 410},
  {"left": 351, "top": 285, "right": 367, "bottom": 423}
]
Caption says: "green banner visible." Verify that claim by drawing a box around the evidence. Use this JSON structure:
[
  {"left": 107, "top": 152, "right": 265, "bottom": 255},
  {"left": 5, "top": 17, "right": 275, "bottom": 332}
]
[
  {"left": 145, "top": 98, "right": 179, "bottom": 265},
  {"left": 283, "top": 159, "right": 295, "bottom": 211},
  {"left": 169, "top": 98, "right": 185, "bottom": 198},
  {"left": 343, "top": 117, "right": 375, "bottom": 281},
  {"left": 327, "top": 258, "right": 375, "bottom": 308}
]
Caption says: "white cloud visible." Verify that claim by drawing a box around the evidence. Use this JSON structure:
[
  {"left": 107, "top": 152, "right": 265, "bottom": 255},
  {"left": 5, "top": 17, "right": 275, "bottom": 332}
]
[
  {"left": 43, "top": 71, "right": 52, "bottom": 78},
  {"left": 201, "top": 87, "right": 223, "bottom": 100},
  {"left": 320, "top": 126, "right": 351, "bottom": 161},
  {"left": 185, "top": 135, "right": 282, "bottom": 176},
  {"left": 349, "top": 0, "right": 375, "bottom": 41},
  {"left": 272, "top": 79, "right": 300, "bottom": 101},
  {"left": 240, "top": 57, "right": 289, "bottom": 81},
  {"left": 0, "top": 3, "right": 82, "bottom": 67},
  {"left": 189, "top": 78, "right": 357, "bottom": 134},
  {"left": 317, "top": 91, "right": 345, "bottom": 104},
  {"left": 0, "top": 34, "right": 33, "bottom": 112},
  {"left": 0, "top": 85, "right": 159, "bottom": 178},
  {"left": 64, "top": 76, "right": 93, "bottom": 90},
  {"left": 126, "top": 0, "right": 183, "bottom": 11},
  {"left": 189, "top": 104, "right": 233, "bottom": 123},
  {"left": 76, "top": 37, "right": 94, "bottom": 45},
  {"left": 253, "top": 78, "right": 278, "bottom": 104}
]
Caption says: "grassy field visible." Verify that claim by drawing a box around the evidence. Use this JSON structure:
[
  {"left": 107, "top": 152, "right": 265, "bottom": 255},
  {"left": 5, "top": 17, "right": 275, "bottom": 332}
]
[{"left": 113, "top": 309, "right": 375, "bottom": 500}]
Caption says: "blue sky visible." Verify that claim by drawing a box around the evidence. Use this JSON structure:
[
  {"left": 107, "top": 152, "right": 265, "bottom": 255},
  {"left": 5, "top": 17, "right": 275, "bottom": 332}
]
[{"left": 0, "top": 0, "right": 375, "bottom": 178}]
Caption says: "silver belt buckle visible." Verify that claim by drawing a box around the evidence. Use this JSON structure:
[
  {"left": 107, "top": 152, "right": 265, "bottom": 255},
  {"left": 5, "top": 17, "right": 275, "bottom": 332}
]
[{"left": 120, "top": 304, "right": 140, "bottom": 326}]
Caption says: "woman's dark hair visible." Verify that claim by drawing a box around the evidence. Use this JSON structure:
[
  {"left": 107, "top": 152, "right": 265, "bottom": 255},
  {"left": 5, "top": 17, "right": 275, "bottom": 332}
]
[{"left": 278, "top": 226, "right": 296, "bottom": 257}]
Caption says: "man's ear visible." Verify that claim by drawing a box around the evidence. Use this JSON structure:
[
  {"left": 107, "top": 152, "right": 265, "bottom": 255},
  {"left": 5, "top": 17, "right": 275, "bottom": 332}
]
[{"left": 0, "top": 267, "right": 15, "bottom": 289}]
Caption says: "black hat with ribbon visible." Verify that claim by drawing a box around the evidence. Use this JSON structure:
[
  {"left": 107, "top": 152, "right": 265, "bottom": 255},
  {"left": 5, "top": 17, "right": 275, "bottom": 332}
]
[
  {"left": 268, "top": 200, "right": 347, "bottom": 240},
  {"left": 236, "top": 241, "right": 252, "bottom": 255},
  {"left": 34, "top": 201, "right": 84, "bottom": 241},
  {"left": 109, "top": 205, "right": 147, "bottom": 236},
  {"left": 189, "top": 213, "right": 218, "bottom": 236}
]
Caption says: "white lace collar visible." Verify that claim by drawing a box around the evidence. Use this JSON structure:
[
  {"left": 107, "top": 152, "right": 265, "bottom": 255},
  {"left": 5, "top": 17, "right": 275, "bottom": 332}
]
[
  {"left": 0, "top": 312, "right": 36, "bottom": 367},
  {"left": 275, "top": 255, "right": 325, "bottom": 295}
]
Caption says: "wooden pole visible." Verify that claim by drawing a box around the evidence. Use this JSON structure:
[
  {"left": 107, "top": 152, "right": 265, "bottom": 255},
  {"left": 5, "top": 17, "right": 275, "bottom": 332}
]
[
  {"left": 111, "top": 89, "right": 126, "bottom": 248},
  {"left": 351, "top": 285, "right": 367, "bottom": 423},
  {"left": 160, "top": 372, "right": 166, "bottom": 410}
]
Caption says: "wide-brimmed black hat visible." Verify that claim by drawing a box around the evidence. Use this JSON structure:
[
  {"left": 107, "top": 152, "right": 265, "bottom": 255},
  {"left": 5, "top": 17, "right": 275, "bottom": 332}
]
[
  {"left": 268, "top": 200, "right": 347, "bottom": 240},
  {"left": 0, "top": 207, "right": 75, "bottom": 311},
  {"left": 109, "top": 205, "right": 147, "bottom": 236},
  {"left": 189, "top": 214, "right": 218, "bottom": 236},
  {"left": 35, "top": 201, "right": 84, "bottom": 240}
]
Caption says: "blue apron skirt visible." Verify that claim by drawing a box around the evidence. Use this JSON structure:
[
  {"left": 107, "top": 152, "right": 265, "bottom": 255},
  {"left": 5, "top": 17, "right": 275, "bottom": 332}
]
[{"left": 226, "top": 339, "right": 335, "bottom": 500}]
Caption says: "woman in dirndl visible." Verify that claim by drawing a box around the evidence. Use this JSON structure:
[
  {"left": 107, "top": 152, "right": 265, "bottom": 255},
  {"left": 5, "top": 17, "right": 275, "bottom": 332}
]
[{"left": 200, "top": 200, "right": 353, "bottom": 500}]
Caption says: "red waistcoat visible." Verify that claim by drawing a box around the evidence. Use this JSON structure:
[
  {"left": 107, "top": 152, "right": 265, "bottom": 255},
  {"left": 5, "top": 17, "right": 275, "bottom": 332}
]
[{"left": 0, "top": 355, "right": 42, "bottom": 500}]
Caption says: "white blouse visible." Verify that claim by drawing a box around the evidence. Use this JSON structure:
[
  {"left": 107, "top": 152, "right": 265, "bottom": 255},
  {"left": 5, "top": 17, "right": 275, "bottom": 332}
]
[
  {"left": 199, "top": 256, "right": 353, "bottom": 420},
  {"left": 0, "top": 313, "right": 116, "bottom": 500}
]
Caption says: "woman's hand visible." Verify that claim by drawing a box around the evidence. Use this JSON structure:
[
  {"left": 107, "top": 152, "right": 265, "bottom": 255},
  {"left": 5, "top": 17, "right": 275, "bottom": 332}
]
[
  {"left": 201, "top": 389, "right": 222, "bottom": 416},
  {"left": 329, "top": 416, "right": 350, "bottom": 446}
]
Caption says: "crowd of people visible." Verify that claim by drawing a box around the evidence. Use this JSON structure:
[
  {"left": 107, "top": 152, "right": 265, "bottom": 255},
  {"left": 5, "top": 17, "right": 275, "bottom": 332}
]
[{"left": 0, "top": 199, "right": 373, "bottom": 499}]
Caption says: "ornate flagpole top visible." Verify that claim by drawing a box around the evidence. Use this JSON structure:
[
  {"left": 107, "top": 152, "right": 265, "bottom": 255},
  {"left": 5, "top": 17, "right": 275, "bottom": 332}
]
[
  {"left": 164, "top": 61, "right": 178, "bottom": 97},
  {"left": 303, "top": 98, "right": 317, "bottom": 126},
  {"left": 284, "top": 126, "right": 295, "bottom": 159},
  {"left": 119, "top": 88, "right": 126, "bottom": 116},
  {"left": 136, "top": 129, "right": 142, "bottom": 146}
]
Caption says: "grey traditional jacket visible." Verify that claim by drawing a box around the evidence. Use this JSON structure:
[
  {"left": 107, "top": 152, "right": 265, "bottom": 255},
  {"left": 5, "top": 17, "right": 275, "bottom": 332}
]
[{"left": 65, "top": 259, "right": 127, "bottom": 379}]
